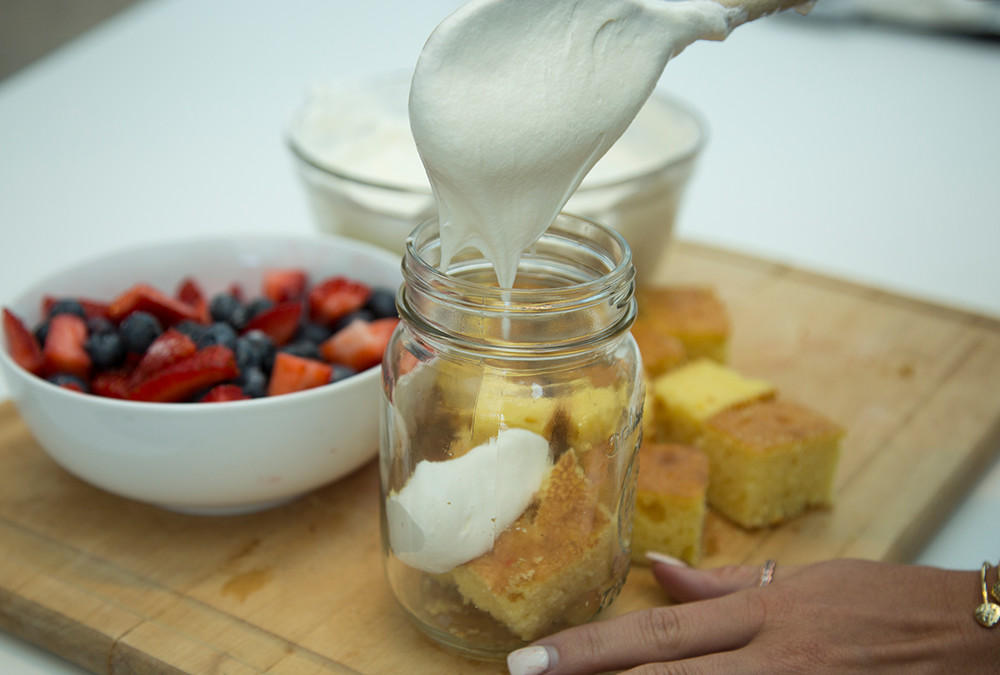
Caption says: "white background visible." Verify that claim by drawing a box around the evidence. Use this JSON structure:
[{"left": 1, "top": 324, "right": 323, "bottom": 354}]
[{"left": 0, "top": 1, "right": 998, "bottom": 671}]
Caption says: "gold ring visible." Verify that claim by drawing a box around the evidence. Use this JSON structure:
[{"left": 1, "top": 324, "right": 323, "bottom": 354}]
[{"left": 758, "top": 559, "right": 776, "bottom": 587}]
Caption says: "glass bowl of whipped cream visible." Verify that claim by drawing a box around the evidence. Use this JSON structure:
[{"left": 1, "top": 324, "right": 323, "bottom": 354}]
[{"left": 287, "top": 71, "right": 705, "bottom": 281}]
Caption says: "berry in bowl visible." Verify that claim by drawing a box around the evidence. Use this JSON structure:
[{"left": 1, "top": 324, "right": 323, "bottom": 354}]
[{"left": 0, "top": 234, "right": 401, "bottom": 515}]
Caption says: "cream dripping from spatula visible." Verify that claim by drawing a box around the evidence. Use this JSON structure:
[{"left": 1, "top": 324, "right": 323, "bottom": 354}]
[{"left": 409, "top": 0, "right": 811, "bottom": 288}]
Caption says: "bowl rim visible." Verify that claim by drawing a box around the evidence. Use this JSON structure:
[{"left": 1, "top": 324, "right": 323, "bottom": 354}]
[
  {"left": 0, "top": 232, "right": 400, "bottom": 409},
  {"left": 286, "top": 82, "right": 708, "bottom": 196}
]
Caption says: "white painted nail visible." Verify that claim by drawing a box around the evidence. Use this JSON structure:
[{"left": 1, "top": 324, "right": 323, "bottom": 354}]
[
  {"left": 507, "top": 645, "right": 556, "bottom": 675},
  {"left": 646, "top": 551, "right": 688, "bottom": 567}
]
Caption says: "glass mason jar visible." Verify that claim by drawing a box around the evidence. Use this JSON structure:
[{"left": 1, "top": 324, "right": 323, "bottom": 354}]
[{"left": 379, "top": 214, "right": 644, "bottom": 659}]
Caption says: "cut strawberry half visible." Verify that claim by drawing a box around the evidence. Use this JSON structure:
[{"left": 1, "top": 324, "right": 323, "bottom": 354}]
[
  {"left": 129, "top": 328, "right": 197, "bottom": 385},
  {"left": 200, "top": 384, "right": 250, "bottom": 403},
  {"left": 2, "top": 308, "right": 45, "bottom": 375},
  {"left": 242, "top": 300, "right": 302, "bottom": 346},
  {"left": 175, "top": 277, "right": 211, "bottom": 323},
  {"left": 41, "top": 296, "right": 112, "bottom": 321},
  {"left": 308, "top": 276, "right": 371, "bottom": 325},
  {"left": 128, "top": 345, "right": 239, "bottom": 403},
  {"left": 263, "top": 268, "right": 308, "bottom": 303},
  {"left": 268, "top": 352, "right": 332, "bottom": 396},
  {"left": 108, "top": 283, "right": 204, "bottom": 327},
  {"left": 43, "top": 314, "right": 91, "bottom": 379},
  {"left": 319, "top": 318, "right": 398, "bottom": 372},
  {"left": 91, "top": 370, "right": 132, "bottom": 399}
]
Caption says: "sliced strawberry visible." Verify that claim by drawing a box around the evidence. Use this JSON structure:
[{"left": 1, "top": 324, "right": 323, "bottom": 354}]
[
  {"left": 108, "top": 283, "right": 205, "bottom": 327},
  {"left": 263, "top": 268, "right": 308, "bottom": 303},
  {"left": 128, "top": 345, "right": 238, "bottom": 403},
  {"left": 242, "top": 300, "right": 302, "bottom": 346},
  {"left": 129, "top": 329, "right": 197, "bottom": 385},
  {"left": 319, "top": 318, "right": 398, "bottom": 372},
  {"left": 268, "top": 352, "right": 332, "bottom": 396},
  {"left": 228, "top": 282, "right": 245, "bottom": 302},
  {"left": 175, "top": 277, "right": 210, "bottom": 323},
  {"left": 92, "top": 370, "right": 132, "bottom": 399},
  {"left": 2, "top": 308, "right": 45, "bottom": 375},
  {"left": 43, "top": 314, "right": 91, "bottom": 379},
  {"left": 41, "top": 296, "right": 111, "bottom": 320},
  {"left": 308, "top": 277, "right": 371, "bottom": 325},
  {"left": 200, "top": 384, "right": 251, "bottom": 403}
]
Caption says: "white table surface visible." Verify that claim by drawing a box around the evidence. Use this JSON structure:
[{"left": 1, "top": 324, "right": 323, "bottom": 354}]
[{"left": 1, "top": 1, "right": 998, "bottom": 672}]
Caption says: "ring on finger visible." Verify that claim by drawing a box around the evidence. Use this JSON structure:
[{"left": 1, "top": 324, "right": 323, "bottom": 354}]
[{"left": 758, "top": 559, "right": 777, "bottom": 587}]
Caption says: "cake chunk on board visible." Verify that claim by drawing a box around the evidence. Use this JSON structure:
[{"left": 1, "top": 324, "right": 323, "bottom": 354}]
[{"left": 635, "top": 286, "right": 730, "bottom": 363}]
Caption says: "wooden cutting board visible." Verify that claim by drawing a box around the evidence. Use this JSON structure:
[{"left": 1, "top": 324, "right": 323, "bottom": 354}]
[{"left": 2, "top": 240, "right": 999, "bottom": 674}]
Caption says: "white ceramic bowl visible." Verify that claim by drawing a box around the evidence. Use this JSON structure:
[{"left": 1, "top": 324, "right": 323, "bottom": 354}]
[
  {"left": 0, "top": 234, "right": 401, "bottom": 515},
  {"left": 287, "top": 73, "right": 705, "bottom": 281}
]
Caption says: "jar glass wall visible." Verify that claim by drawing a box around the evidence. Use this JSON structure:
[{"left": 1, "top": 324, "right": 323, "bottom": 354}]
[{"left": 379, "top": 214, "right": 643, "bottom": 659}]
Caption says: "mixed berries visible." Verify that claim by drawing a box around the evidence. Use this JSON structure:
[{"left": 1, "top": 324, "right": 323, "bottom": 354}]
[{"left": 1, "top": 270, "right": 399, "bottom": 403}]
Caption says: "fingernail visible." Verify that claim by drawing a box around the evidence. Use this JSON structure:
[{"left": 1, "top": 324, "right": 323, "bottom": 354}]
[
  {"left": 507, "top": 645, "right": 557, "bottom": 675},
  {"left": 646, "top": 551, "right": 688, "bottom": 567}
]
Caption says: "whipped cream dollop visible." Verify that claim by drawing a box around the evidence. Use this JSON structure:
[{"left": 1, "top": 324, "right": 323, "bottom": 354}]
[
  {"left": 386, "top": 427, "right": 551, "bottom": 574},
  {"left": 409, "top": 0, "right": 747, "bottom": 288}
]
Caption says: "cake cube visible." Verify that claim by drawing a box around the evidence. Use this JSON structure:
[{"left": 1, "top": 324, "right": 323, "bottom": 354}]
[
  {"left": 632, "top": 320, "right": 686, "bottom": 377},
  {"left": 631, "top": 442, "right": 709, "bottom": 566},
  {"left": 652, "top": 358, "right": 775, "bottom": 443},
  {"left": 702, "top": 399, "right": 843, "bottom": 528},
  {"left": 451, "top": 451, "right": 615, "bottom": 641},
  {"left": 636, "top": 286, "right": 730, "bottom": 363}
]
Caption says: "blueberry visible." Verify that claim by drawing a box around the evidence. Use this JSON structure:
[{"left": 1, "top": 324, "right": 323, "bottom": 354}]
[
  {"left": 238, "top": 366, "right": 268, "bottom": 398},
  {"left": 196, "top": 322, "right": 238, "bottom": 351},
  {"left": 332, "top": 309, "right": 374, "bottom": 333},
  {"left": 234, "top": 330, "right": 276, "bottom": 372},
  {"left": 296, "top": 320, "right": 332, "bottom": 345},
  {"left": 365, "top": 287, "right": 398, "bottom": 319},
  {"left": 46, "top": 299, "right": 87, "bottom": 320},
  {"left": 330, "top": 364, "right": 357, "bottom": 384},
  {"left": 244, "top": 297, "right": 274, "bottom": 321},
  {"left": 174, "top": 320, "right": 207, "bottom": 342},
  {"left": 34, "top": 320, "right": 50, "bottom": 347},
  {"left": 280, "top": 340, "right": 321, "bottom": 361},
  {"left": 46, "top": 373, "right": 89, "bottom": 392},
  {"left": 209, "top": 293, "right": 245, "bottom": 328},
  {"left": 85, "top": 331, "right": 126, "bottom": 370},
  {"left": 120, "top": 311, "right": 162, "bottom": 353},
  {"left": 86, "top": 316, "right": 116, "bottom": 335}
]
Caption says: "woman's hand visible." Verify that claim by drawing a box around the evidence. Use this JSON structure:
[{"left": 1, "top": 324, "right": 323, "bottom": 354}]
[{"left": 507, "top": 557, "right": 996, "bottom": 674}]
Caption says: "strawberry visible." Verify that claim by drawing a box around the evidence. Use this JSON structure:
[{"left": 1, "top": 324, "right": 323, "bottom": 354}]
[
  {"left": 91, "top": 370, "right": 132, "bottom": 399},
  {"left": 129, "top": 329, "right": 197, "bottom": 385},
  {"left": 41, "top": 296, "right": 111, "bottom": 321},
  {"left": 43, "top": 314, "right": 91, "bottom": 379},
  {"left": 175, "top": 277, "right": 211, "bottom": 324},
  {"left": 268, "top": 352, "right": 332, "bottom": 396},
  {"left": 319, "top": 318, "right": 398, "bottom": 372},
  {"left": 308, "top": 277, "right": 371, "bottom": 325},
  {"left": 2, "top": 308, "right": 45, "bottom": 375},
  {"left": 262, "top": 268, "right": 308, "bottom": 303},
  {"left": 128, "top": 345, "right": 238, "bottom": 403},
  {"left": 200, "top": 384, "right": 250, "bottom": 403},
  {"left": 108, "top": 283, "right": 204, "bottom": 327},
  {"left": 242, "top": 300, "right": 302, "bottom": 346},
  {"left": 228, "top": 282, "right": 245, "bottom": 302}
]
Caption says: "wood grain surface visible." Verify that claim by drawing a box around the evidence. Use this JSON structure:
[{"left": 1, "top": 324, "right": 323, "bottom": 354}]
[{"left": 1, "top": 241, "right": 998, "bottom": 674}]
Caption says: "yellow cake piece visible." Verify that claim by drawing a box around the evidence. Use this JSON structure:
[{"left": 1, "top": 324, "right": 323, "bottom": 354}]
[
  {"left": 652, "top": 358, "right": 775, "bottom": 444},
  {"left": 702, "top": 399, "right": 843, "bottom": 528},
  {"left": 631, "top": 442, "right": 709, "bottom": 566},
  {"left": 470, "top": 375, "right": 558, "bottom": 444},
  {"left": 632, "top": 320, "right": 686, "bottom": 377},
  {"left": 451, "top": 451, "right": 615, "bottom": 641},
  {"left": 636, "top": 286, "right": 730, "bottom": 363}
]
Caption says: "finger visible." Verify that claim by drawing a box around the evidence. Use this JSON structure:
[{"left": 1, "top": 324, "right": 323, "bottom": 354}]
[
  {"left": 507, "top": 591, "right": 764, "bottom": 675},
  {"left": 623, "top": 649, "right": 761, "bottom": 675},
  {"left": 646, "top": 555, "right": 796, "bottom": 603}
]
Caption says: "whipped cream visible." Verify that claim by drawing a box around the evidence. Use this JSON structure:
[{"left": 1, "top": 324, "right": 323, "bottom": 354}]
[
  {"left": 409, "top": 0, "right": 747, "bottom": 288},
  {"left": 386, "top": 427, "right": 550, "bottom": 574}
]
